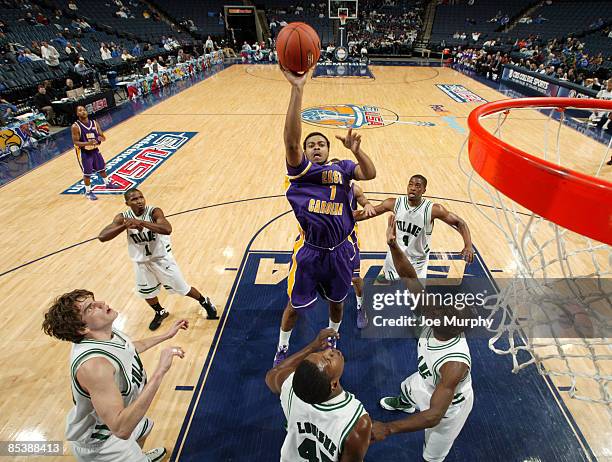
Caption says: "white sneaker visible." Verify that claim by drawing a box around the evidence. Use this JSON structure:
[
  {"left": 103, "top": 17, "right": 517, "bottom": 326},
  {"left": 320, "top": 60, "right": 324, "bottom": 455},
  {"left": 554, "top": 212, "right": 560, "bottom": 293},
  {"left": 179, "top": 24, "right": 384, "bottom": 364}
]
[{"left": 145, "top": 447, "right": 167, "bottom": 462}]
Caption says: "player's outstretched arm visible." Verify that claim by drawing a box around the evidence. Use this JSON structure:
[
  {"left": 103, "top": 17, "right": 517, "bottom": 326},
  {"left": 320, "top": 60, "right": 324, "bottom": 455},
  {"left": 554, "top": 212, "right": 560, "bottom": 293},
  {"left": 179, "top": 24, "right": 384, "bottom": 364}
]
[
  {"left": 370, "top": 361, "right": 468, "bottom": 442},
  {"left": 335, "top": 129, "right": 376, "bottom": 180},
  {"left": 354, "top": 197, "right": 395, "bottom": 222},
  {"left": 386, "top": 214, "right": 418, "bottom": 277},
  {"left": 133, "top": 319, "right": 188, "bottom": 353},
  {"left": 340, "top": 414, "right": 372, "bottom": 462},
  {"left": 265, "top": 328, "right": 339, "bottom": 395},
  {"left": 78, "top": 347, "right": 184, "bottom": 439},
  {"left": 98, "top": 213, "right": 127, "bottom": 242},
  {"left": 282, "top": 68, "right": 309, "bottom": 168},
  {"left": 432, "top": 204, "right": 474, "bottom": 263},
  {"left": 353, "top": 184, "right": 376, "bottom": 218}
]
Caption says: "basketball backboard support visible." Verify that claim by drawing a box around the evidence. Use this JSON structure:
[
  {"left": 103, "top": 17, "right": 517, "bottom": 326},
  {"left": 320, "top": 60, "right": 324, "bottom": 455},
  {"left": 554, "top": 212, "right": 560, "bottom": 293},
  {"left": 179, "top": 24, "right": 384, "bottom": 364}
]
[{"left": 328, "top": 0, "right": 358, "bottom": 20}]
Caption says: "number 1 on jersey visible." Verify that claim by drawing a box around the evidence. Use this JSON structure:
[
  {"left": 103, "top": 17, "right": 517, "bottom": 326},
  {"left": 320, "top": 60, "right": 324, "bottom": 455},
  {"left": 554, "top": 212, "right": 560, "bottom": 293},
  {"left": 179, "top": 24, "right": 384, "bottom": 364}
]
[
  {"left": 329, "top": 185, "right": 336, "bottom": 201},
  {"left": 145, "top": 244, "right": 152, "bottom": 256}
]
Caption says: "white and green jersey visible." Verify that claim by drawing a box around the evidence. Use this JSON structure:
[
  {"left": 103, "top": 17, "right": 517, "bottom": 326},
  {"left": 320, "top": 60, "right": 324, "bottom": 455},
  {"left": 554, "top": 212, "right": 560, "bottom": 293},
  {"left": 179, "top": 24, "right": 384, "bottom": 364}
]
[
  {"left": 383, "top": 196, "right": 433, "bottom": 273},
  {"left": 123, "top": 206, "right": 171, "bottom": 263},
  {"left": 415, "top": 326, "right": 472, "bottom": 405},
  {"left": 66, "top": 330, "right": 147, "bottom": 445},
  {"left": 280, "top": 373, "right": 367, "bottom": 462}
]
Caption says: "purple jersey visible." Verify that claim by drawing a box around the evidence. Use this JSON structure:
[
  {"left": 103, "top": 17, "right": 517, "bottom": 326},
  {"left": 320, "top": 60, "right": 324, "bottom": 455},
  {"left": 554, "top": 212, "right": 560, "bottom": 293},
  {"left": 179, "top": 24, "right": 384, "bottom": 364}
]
[
  {"left": 75, "top": 119, "right": 100, "bottom": 155},
  {"left": 286, "top": 155, "right": 356, "bottom": 248}
]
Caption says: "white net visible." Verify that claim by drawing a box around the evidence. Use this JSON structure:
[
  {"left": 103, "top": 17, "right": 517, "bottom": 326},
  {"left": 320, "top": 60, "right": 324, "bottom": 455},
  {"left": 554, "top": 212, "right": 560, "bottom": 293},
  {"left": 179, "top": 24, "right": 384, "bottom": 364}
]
[{"left": 458, "top": 100, "right": 612, "bottom": 415}]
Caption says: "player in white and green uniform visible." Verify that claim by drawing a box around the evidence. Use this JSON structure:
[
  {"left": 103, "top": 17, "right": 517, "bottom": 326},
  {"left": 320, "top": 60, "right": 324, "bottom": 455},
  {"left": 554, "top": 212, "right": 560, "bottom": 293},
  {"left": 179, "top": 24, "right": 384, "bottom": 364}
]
[
  {"left": 369, "top": 216, "right": 474, "bottom": 462},
  {"left": 67, "top": 328, "right": 153, "bottom": 459},
  {"left": 98, "top": 188, "right": 217, "bottom": 331},
  {"left": 382, "top": 193, "right": 434, "bottom": 280},
  {"left": 266, "top": 328, "right": 372, "bottom": 461},
  {"left": 355, "top": 175, "right": 474, "bottom": 283},
  {"left": 42, "top": 289, "right": 190, "bottom": 462}
]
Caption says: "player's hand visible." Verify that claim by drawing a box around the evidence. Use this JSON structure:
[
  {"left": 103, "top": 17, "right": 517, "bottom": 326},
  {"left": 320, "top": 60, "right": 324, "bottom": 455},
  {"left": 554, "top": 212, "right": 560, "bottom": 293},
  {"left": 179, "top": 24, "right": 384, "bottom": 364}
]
[
  {"left": 310, "top": 328, "right": 339, "bottom": 351},
  {"left": 124, "top": 218, "right": 143, "bottom": 231},
  {"left": 165, "top": 319, "right": 189, "bottom": 339},
  {"left": 335, "top": 128, "right": 361, "bottom": 154},
  {"left": 386, "top": 214, "right": 397, "bottom": 247},
  {"left": 370, "top": 421, "right": 391, "bottom": 442},
  {"left": 460, "top": 246, "right": 474, "bottom": 264},
  {"left": 363, "top": 203, "right": 376, "bottom": 218},
  {"left": 157, "top": 346, "right": 185, "bottom": 374},
  {"left": 280, "top": 65, "right": 309, "bottom": 87}
]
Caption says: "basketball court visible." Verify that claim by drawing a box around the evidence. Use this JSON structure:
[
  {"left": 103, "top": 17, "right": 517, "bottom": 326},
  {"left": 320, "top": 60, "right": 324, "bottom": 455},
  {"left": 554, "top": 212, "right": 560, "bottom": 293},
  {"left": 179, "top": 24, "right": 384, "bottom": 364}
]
[{"left": 0, "top": 59, "right": 610, "bottom": 461}]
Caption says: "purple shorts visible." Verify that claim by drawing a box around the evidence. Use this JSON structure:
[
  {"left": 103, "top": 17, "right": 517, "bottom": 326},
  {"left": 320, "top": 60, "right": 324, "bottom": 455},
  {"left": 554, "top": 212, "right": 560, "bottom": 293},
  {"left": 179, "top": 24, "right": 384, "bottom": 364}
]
[
  {"left": 287, "top": 236, "right": 356, "bottom": 309},
  {"left": 81, "top": 148, "right": 105, "bottom": 176}
]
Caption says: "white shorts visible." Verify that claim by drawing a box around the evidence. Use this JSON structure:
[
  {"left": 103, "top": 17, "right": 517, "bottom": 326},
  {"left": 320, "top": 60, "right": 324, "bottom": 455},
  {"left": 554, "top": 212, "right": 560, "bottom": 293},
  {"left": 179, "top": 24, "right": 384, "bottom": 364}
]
[
  {"left": 400, "top": 372, "right": 473, "bottom": 462},
  {"left": 382, "top": 253, "right": 429, "bottom": 282},
  {"left": 71, "top": 417, "right": 153, "bottom": 462},
  {"left": 133, "top": 254, "right": 190, "bottom": 299}
]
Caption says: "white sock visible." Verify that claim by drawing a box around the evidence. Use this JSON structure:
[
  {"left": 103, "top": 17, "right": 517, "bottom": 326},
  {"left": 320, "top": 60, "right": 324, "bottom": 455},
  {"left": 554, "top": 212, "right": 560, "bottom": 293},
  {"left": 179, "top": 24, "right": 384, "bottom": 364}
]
[
  {"left": 356, "top": 295, "right": 363, "bottom": 309},
  {"left": 85, "top": 184, "right": 91, "bottom": 193},
  {"left": 278, "top": 329, "right": 292, "bottom": 349},
  {"left": 329, "top": 320, "right": 341, "bottom": 332}
]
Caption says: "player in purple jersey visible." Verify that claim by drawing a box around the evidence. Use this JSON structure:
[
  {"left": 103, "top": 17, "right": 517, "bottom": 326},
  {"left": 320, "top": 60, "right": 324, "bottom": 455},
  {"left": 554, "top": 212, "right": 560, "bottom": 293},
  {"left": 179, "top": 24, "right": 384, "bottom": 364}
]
[
  {"left": 72, "top": 105, "right": 119, "bottom": 200},
  {"left": 274, "top": 68, "right": 377, "bottom": 366}
]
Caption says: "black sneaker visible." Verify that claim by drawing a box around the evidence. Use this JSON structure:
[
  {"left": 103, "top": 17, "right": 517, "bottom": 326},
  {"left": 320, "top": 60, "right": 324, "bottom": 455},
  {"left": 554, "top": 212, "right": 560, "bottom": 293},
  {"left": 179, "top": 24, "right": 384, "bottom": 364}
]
[
  {"left": 606, "top": 159, "right": 612, "bottom": 166},
  {"left": 149, "top": 310, "right": 169, "bottom": 331},
  {"left": 200, "top": 297, "right": 218, "bottom": 319}
]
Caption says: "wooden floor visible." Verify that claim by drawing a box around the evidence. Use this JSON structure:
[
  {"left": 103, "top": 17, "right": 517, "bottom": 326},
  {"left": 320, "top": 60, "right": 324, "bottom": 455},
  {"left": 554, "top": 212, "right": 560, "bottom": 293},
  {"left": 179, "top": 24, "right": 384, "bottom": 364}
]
[{"left": 0, "top": 64, "right": 609, "bottom": 461}]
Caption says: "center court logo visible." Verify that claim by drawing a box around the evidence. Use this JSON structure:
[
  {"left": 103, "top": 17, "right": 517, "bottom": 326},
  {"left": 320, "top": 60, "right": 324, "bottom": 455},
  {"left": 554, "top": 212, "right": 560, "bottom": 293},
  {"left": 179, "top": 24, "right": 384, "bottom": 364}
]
[
  {"left": 301, "top": 104, "right": 399, "bottom": 129},
  {"left": 62, "top": 131, "right": 196, "bottom": 195}
]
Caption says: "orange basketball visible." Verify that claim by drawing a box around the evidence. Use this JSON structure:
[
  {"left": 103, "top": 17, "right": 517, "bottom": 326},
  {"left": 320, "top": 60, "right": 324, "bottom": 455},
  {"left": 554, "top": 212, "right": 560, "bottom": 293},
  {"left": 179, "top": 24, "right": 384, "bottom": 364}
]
[{"left": 276, "top": 22, "right": 321, "bottom": 74}]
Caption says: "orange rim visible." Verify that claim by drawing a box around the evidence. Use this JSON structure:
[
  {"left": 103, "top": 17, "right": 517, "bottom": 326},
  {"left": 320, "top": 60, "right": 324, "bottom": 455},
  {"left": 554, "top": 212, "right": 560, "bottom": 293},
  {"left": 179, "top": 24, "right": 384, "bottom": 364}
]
[{"left": 467, "top": 97, "right": 612, "bottom": 245}]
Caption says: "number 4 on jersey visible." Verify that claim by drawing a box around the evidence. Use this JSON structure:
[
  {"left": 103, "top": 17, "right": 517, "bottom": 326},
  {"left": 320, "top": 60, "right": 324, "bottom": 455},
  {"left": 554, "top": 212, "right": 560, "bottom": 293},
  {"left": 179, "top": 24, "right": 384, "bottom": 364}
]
[{"left": 298, "top": 438, "right": 333, "bottom": 462}]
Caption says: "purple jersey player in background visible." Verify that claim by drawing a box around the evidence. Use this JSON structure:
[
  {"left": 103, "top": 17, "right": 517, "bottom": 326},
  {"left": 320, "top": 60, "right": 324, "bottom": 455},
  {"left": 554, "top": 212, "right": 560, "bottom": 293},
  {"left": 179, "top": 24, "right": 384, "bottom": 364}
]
[
  {"left": 71, "top": 105, "right": 119, "bottom": 201},
  {"left": 274, "top": 68, "right": 377, "bottom": 366}
]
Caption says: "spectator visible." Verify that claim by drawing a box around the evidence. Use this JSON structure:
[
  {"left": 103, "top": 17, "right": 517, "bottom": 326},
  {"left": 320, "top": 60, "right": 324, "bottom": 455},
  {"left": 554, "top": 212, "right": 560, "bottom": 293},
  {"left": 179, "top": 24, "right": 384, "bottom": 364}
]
[
  {"left": 36, "top": 11, "right": 49, "bottom": 26},
  {"left": 43, "top": 80, "right": 58, "bottom": 100},
  {"left": 120, "top": 49, "right": 134, "bottom": 61},
  {"left": 533, "top": 14, "right": 548, "bottom": 24},
  {"left": 74, "top": 56, "right": 91, "bottom": 77},
  {"left": 53, "top": 32, "right": 68, "bottom": 48},
  {"left": 148, "top": 58, "right": 165, "bottom": 73},
  {"left": 592, "top": 79, "right": 612, "bottom": 119},
  {"left": 40, "top": 42, "right": 59, "bottom": 67},
  {"left": 33, "top": 85, "right": 55, "bottom": 123},
  {"left": 0, "top": 97, "right": 17, "bottom": 123},
  {"left": 22, "top": 48, "right": 43, "bottom": 62},
  {"left": 132, "top": 43, "right": 141, "bottom": 56},
  {"left": 64, "top": 78, "right": 76, "bottom": 97},
  {"left": 99, "top": 43, "right": 111, "bottom": 60},
  {"left": 143, "top": 58, "right": 153, "bottom": 73},
  {"left": 68, "top": 0, "right": 78, "bottom": 11},
  {"left": 205, "top": 35, "right": 214, "bottom": 53}
]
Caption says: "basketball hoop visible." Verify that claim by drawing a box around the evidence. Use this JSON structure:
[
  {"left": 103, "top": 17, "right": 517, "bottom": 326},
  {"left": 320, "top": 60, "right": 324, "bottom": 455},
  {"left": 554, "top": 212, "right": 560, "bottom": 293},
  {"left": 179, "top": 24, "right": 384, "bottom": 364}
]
[
  {"left": 339, "top": 12, "right": 347, "bottom": 27},
  {"left": 460, "top": 97, "right": 612, "bottom": 406}
]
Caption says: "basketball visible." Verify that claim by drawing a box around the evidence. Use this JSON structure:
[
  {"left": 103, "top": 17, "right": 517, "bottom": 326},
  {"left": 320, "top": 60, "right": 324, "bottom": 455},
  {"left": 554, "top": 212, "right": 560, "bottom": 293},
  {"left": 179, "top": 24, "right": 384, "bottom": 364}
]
[{"left": 276, "top": 22, "right": 321, "bottom": 74}]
